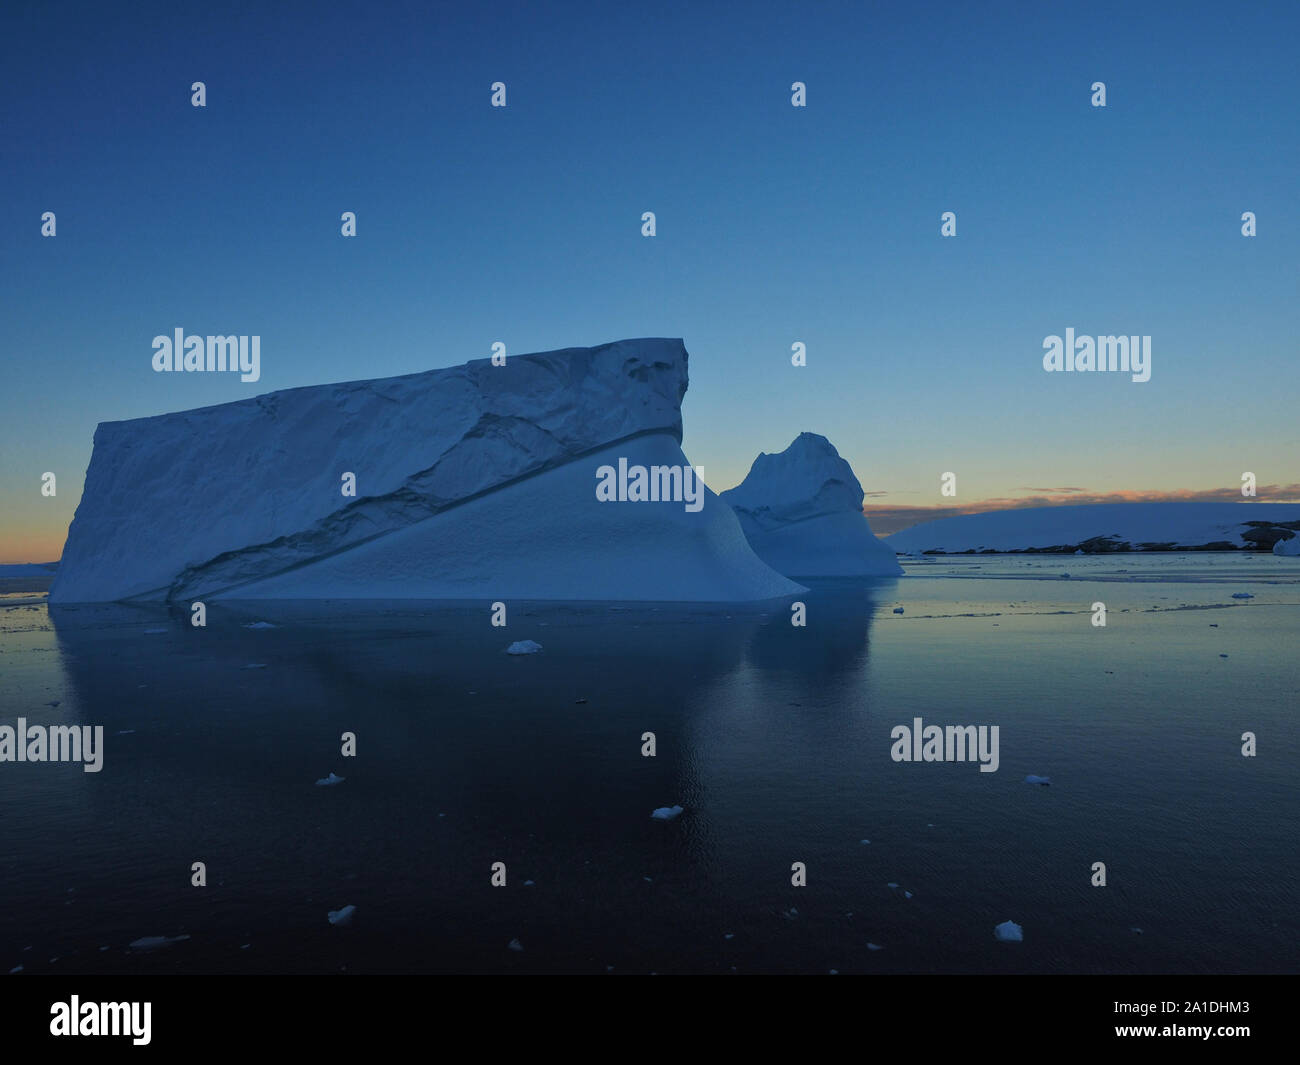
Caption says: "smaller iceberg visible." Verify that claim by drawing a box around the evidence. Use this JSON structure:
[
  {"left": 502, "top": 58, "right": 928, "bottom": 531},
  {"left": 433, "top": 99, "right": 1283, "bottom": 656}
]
[
  {"left": 650, "top": 805, "right": 684, "bottom": 821},
  {"left": 506, "top": 640, "right": 543, "bottom": 655},
  {"left": 315, "top": 772, "right": 346, "bottom": 787},
  {"left": 994, "top": 920, "right": 1023, "bottom": 942},
  {"left": 327, "top": 905, "right": 356, "bottom": 926}
]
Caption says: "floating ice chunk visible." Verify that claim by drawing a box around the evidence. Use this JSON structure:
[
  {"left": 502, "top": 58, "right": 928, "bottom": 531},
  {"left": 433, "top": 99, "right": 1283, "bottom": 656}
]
[
  {"left": 241, "top": 663, "right": 268, "bottom": 670},
  {"left": 994, "top": 920, "right": 1023, "bottom": 942},
  {"left": 508, "top": 938, "right": 523, "bottom": 952},
  {"left": 904, "top": 891, "right": 913, "bottom": 899},
  {"left": 650, "top": 805, "right": 684, "bottom": 821},
  {"left": 129, "top": 935, "right": 191, "bottom": 951},
  {"left": 867, "top": 942, "right": 883, "bottom": 951},
  {"left": 327, "top": 905, "right": 356, "bottom": 926},
  {"left": 829, "top": 969, "right": 838, "bottom": 974},
  {"left": 243, "top": 621, "right": 278, "bottom": 629},
  {"left": 1059, "top": 573, "right": 1071, "bottom": 578},
  {"left": 240, "top": 943, "right": 251, "bottom": 949},
  {"left": 892, "top": 607, "right": 904, "bottom": 614},
  {"left": 8, "top": 965, "right": 22, "bottom": 974},
  {"left": 1219, "top": 654, "right": 1228, "bottom": 659},
  {"left": 143, "top": 628, "right": 168, "bottom": 635},
  {"left": 506, "top": 640, "right": 543, "bottom": 655},
  {"left": 1024, "top": 775, "right": 1050, "bottom": 785},
  {"left": 886, "top": 882, "right": 899, "bottom": 889},
  {"left": 524, "top": 880, "right": 535, "bottom": 886},
  {"left": 315, "top": 772, "right": 346, "bottom": 787},
  {"left": 724, "top": 933, "right": 735, "bottom": 940},
  {"left": 116, "top": 729, "right": 135, "bottom": 735},
  {"left": 1130, "top": 927, "right": 1143, "bottom": 934},
  {"left": 860, "top": 839, "right": 870, "bottom": 845},
  {"left": 1231, "top": 592, "right": 1253, "bottom": 599}
]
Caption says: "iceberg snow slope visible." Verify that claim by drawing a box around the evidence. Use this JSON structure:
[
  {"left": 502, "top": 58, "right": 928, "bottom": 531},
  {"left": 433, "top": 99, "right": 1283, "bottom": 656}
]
[
  {"left": 886, "top": 502, "right": 1300, "bottom": 555},
  {"left": 719, "top": 433, "right": 902, "bottom": 577},
  {"left": 50, "top": 339, "right": 804, "bottom": 603}
]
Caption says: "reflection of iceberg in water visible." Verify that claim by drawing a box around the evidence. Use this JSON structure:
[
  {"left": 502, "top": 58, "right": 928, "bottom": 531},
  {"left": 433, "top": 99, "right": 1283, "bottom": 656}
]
[{"left": 38, "top": 586, "right": 888, "bottom": 971}]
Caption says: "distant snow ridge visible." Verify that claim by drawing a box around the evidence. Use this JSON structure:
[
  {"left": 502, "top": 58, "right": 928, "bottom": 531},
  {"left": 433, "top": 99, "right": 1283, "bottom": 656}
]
[
  {"left": 50, "top": 339, "right": 804, "bottom": 603},
  {"left": 719, "top": 433, "right": 902, "bottom": 577},
  {"left": 886, "top": 502, "right": 1300, "bottom": 555}
]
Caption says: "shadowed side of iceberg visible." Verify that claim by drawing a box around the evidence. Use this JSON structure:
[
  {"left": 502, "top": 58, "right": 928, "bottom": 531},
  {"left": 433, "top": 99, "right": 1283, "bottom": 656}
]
[{"left": 213, "top": 434, "right": 805, "bottom": 601}]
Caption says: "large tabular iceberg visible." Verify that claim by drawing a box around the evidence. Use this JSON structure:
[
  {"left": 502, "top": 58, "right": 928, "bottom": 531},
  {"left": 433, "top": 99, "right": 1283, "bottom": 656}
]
[
  {"left": 719, "top": 433, "right": 902, "bottom": 577},
  {"left": 50, "top": 339, "right": 804, "bottom": 603}
]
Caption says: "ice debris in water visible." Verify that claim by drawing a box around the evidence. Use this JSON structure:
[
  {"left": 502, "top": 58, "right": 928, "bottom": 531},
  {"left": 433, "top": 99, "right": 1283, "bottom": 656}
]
[
  {"left": 1025, "top": 775, "right": 1050, "bottom": 785},
  {"left": 994, "top": 921, "right": 1023, "bottom": 942},
  {"left": 130, "top": 935, "right": 191, "bottom": 951},
  {"left": 508, "top": 938, "right": 524, "bottom": 952},
  {"left": 867, "top": 943, "right": 883, "bottom": 951},
  {"left": 893, "top": 607, "right": 904, "bottom": 614},
  {"left": 1231, "top": 592, "right": 1253, "bottom": 599},
  {"left": 243, "top": 621, "right": 278, "bottom": 629},
  {"left": 327, "top": 906, "right": 356, "bottom": 927},
  {"left": 506, "top": 640, "right": 543, "bottom": 655},
  {"left": 315, "top": 772, "right": 346, "bottom": 787},
  {"left": 650, "top": 805, "right": 683, "bottom": 821}
]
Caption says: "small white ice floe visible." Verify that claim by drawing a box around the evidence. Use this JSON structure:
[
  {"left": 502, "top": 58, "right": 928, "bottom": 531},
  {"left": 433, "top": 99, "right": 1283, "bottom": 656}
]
[
  {"left": 315, "top": 772, "right": 346, "bottom": 787},
  {"left": 508, "top": 938, "right": 524, "bottom": 952},
  {"left": 650, "top": 805, "right": 683, "bottom": 821},
  {"left": 1231, "top": 593, "right": 1254, "bottom": 600},
  {"left": 129, "top": 935, "right": 191, "bottom": 951},
  {"left": 1025, "top": 775, "right": 1051, "bottom": 785},
  {"left": 243, "top": 621, "right": 278, "bottom": 629},
  {"left": 893, "top": 607, "right": 904, "bottom": 614},
  {"left": 994, "top": 920, "right": 1023, "bottom": 942},
  {"left": 904, "top": 891, "right": 913, "bottom": 899},
  {"left": 327, "top": 905, "right": 356, "bottom": 927},
  {"left": 506, "top": 640, "right": 543, "bottom": 655},
  {"left": 860, "top": 839, "right": 870, "bottom": 845}
]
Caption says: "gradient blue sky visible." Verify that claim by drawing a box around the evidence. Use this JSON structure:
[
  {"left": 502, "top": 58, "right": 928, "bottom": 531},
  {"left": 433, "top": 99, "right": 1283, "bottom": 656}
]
[{"left": 2, "top": 0, "right": 1298, "bottom": 560}]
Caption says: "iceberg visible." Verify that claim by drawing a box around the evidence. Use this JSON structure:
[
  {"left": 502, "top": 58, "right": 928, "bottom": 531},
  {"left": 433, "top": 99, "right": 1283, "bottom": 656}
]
[
  {"left": 1275, "top": 536, "right": 1300, "bottom": 556},
  {"left": 719, "top": 433, "right": 903, "bottom": 577},
  {"left": 50, "top": 339, "right": 804, "bottom": 604}
]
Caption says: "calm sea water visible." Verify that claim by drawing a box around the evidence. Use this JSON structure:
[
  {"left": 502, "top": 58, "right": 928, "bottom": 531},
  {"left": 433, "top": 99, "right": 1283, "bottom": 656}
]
[{"left": 1, "top": 553, "right": 1297, "bottom": 974}]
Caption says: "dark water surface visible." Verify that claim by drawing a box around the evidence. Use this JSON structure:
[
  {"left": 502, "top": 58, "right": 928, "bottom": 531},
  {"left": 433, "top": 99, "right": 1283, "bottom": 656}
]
[{"left": 1, "top": 554, "right": 1297, "bottom": 974}]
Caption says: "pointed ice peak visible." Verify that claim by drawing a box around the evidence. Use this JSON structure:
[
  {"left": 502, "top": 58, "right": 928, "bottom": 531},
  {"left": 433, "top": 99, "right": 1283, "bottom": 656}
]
[{"left": 721, "top": 433, "right": 866, "bottom": 521}]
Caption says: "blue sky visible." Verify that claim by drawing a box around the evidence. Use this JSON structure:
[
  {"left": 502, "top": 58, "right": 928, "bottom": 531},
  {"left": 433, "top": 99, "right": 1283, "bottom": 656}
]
[{"left": 2, "top": 0, "right": 1298, "bottom": 560}]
